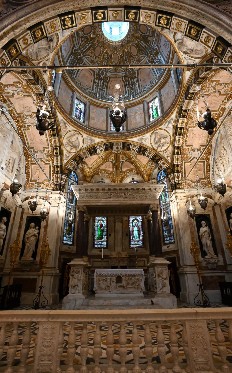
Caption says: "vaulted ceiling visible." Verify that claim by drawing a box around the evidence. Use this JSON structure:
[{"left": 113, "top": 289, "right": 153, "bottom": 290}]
[{"left": 0, "top": 0, "right": 231, "bottom": 193}]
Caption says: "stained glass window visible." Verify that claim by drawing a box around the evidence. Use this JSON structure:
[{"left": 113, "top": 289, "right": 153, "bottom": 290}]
[
  {"left": 74, "top": 98, "right": 85, "bottom": 123},
  {"left": 63, "top": 171, "right": 78, "bottom": 245},
  {"left": 129, "top": 216, "right": 144, "bottom": 248},
  {"left": 94, "top": 217, "right": 107, "bottom": 248},
  {"left": 148, "top": 97, "right": 160, "bottom": 122},
  {"left": 157, "top": 170, "right": 175, "bottom": 245}
]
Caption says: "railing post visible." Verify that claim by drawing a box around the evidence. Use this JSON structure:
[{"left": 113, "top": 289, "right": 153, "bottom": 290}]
[
  {"left": 144, "top": 322, "right": 155, "bottom": 373},
  {"left": 6, "top": 322, "right": 18, "bottom": 373},
  {"left": 184, "top": 320, "right": 215, "bottom": 372},
  {"left": 106, "top": 322, "right": 115, "bottom": 373},
  {"left": 19, "top": 322, "right": 32, "bottom": 373},
  {"left": 34, "top": 321, "right": 61, "bottom": 373}
]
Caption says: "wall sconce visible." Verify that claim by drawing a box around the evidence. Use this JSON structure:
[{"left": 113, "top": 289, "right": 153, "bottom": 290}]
[
  {"left": 186, "top": 199, "right": 196, "bottom": 219},
  {"left": 9, "top": 178, "right": 22, "bottom": 196},
  {"left": 198, "top": 193, "right": 208, "bottom": 210},
  {"left": 40, "top": 204, "right": 49, "bottom": 221},
  {"left": 28, "top": 196, "right": 38, "bottom": 213},
  {"left": 215, "top": 178, "right": 226, "bottom": 196},
  {"left": 197, "top": 106, "right": 217, "bottom": 135}
]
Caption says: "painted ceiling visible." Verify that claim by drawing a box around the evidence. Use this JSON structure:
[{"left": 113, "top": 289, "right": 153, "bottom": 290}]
[{"left": 0, "top": 1, "right": 231, "bottom": 195}]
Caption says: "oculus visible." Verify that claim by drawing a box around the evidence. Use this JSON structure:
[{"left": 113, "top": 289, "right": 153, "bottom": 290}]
[{"left": 102, "top": 22, "right": 129, "bottom": 42}]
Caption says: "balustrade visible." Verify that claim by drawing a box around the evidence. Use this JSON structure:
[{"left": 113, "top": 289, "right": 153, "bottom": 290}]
[{"left": 0, "top": 309, "right": 231, "bottom": 372}]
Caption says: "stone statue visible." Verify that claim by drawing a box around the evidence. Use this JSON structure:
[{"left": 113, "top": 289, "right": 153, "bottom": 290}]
[
  {"left": 22, "top": 223, "right": 39, "bottom": 260},
  {"left": 199, "top": 221, "right": 217, "bottom": 258},
  {"left": 0, "top": 216, "right": 7, "bottom": 254}
]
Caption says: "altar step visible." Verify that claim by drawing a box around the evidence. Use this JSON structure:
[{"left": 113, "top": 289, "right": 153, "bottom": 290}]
[{"left": 80, "top": 297, "right": 163, "bottom": 309}]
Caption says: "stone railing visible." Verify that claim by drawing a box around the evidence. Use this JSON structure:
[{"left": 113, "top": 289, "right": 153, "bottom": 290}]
[{"left": 0, "top": 308, "right": 231, "bottom": 372}]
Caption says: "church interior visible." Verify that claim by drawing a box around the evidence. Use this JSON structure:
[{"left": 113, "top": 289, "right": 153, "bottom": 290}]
[{"left": 0, "top": 0, "right": 232, "bottom": 371}]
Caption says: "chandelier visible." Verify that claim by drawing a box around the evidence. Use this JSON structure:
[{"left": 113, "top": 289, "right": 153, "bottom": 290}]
[
  {"left": 36, "top": 104, "right": 55, "bottom": 136},
  {"left": 109, "top": 84, "right": 127, "bottom": 132},
  {"left": 215, "top": 177, "right": 227, "bottom": 196}
]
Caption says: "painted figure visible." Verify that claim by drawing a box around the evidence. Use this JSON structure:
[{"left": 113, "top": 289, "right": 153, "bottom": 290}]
[
  {"left": 199, "top": 220, "right": 217, "bottom": 258},
  {"left": 22, "top": 223, "right": 39, "bottom": 260},
  {"left": 96, "top": 220, "right": 104, "bottom": 240},
  {"left": 0, "top": 217, "right": 7, "bottom": 254},
  {"left": 132, "top": 219, "right": 141, "bottom": 240}
]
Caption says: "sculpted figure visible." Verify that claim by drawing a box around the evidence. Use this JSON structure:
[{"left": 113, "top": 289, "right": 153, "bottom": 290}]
[
  {"left": 199, "top": 221, "right": 217, "bottom": 258},
  {"left": 22, "top": 223, "right": 39, "bottom": 260},
  {"left": 0, "top": 217, "right": 7, "bottom": 254}
]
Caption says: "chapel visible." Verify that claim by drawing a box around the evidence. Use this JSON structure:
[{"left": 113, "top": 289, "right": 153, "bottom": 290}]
[{"left": 0, "top": 0, "right": 231, "bottom": 371}]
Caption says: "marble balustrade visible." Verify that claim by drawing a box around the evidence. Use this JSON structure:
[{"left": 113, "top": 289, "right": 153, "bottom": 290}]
[{"left": 0, "top": 309, "right": 231, "bottom": 372}]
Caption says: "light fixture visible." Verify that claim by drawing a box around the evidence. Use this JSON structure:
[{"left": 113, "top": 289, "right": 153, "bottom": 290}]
[
  {"left": 197, "top": 106, "right": 217, "bottom": 135},
  {"left": 215, "top": 178, "right": 226, "bottom": 196},
  {"left": 40, "top": 205, "right": 49, "bottom": 221},
  {"left": 187, "top": 199, "right": 196, "bottom": 219},
  {"left": 9, "top": 178, "right": 22, "bottom": 196},
  {"left": 28, "top": 196, "right": 38, "bottom": 213},
  {"left": 198, "top": 193, "right": 208, "bottom": 210},
  {"left": 109, "top": 84, "right": 127, "bottom": 132},
  {"left": 36, "top": 104, "right": 55, "bottom": 135}
]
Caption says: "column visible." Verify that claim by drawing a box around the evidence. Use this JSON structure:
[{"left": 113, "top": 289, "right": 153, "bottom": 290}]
[
  {"left": 146, "top": 211, "right": 153, "bottom": 256},
  {"left": 76, "top": 207, "right": 85, "bottom": 257},
  {"left": 150, "top": 205, "right": 162, "bottom": 257},
  {"left": 83, "top": 214, "right": 89, "bottom": 257}
]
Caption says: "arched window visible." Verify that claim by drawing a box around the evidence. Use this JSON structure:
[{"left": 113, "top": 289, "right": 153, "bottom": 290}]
[
  {"left": 157, "top": 169, "right": 175, "bottom": 244},
  {"left": 63, "top": 171, "right": 78, "bottom": 245}
]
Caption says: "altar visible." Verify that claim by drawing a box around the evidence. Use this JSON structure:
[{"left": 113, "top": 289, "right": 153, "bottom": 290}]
[{"left": 94, "top": 269, "right": 145, "bottom": 297}]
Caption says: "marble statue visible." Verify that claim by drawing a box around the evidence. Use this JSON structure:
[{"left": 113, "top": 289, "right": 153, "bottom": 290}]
[
  {"left": 0, "top": 216, "right": 7, "bottom": 254},
  {"left": 199, "top": 221, "right": 217, "bottom": 258},
  {"left": 22, "top": 223, "right": 39, "bottom": 260}
]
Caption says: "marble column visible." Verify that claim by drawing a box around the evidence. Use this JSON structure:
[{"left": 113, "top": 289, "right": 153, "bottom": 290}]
[
  {"left": 76, "top": 207, "right": 85, "bottom": 257},
  {"left": 150, "top": 206, "right": 162, "bottom": 257}
]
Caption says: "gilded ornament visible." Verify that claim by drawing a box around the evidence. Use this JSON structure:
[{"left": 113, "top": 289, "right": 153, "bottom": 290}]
[
  {"left": 96, "top": 11, "right": 104, "bottom": 21},
  {"left": 64, "top": 16, "right": 72, "bottom": 28},
  {"left": 0, "top": 58, "right": 7, "bottom": 66},
  {"left": 203, "top": 35, "right": 211, "bottom": 45},
  {"left": 216, "top": 44, "right": 223, "bottom": 54},
  {"left": 9, "top": 47, "right": 17, "bottom": 57},
  {"left": 35, "top": 29, "right": 42, "bottom": 39},
  {"left": 49, "top": 21, "right": 57, "bottom": 33},
  {"left": 190, "top": 27, "right": 198, "bottom": 37},
  {"left": 225, "top": 231, "right": 232, "bottom": 256},
  {"left": 112, "top": 11, "right": 119, "bottom": 19},
  {"left": 175, "top": 21, "right": 182, "bottom": 31},
  {"left": 128, "top": 11, "right": 136, "bottom": 21},
  {"left": 80, "top": 13, "right": 88, "bottom": 24},
  {"left": 159, "top": 16, "right": 168, "bottom": 26},
  {"left": 22, "top": 37, "right": 29, "bottom": 46},
  {"left": 144, "top": 13, "right": 152, "bottom": 23}
]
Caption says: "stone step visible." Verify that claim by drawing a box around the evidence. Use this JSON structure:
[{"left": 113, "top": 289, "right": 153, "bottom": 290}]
[{"left": 82, "top": 297, "right": 162, "bottom": 309}]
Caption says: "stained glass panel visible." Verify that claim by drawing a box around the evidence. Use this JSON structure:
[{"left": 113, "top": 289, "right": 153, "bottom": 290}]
[
  {"left": 74, "top": 98, "right": 85, "bottom": 123},
  {"left": 157, "top": 170, "right": 175, "bottom": 245},
  {"left": 148, "top": 97, "right": 160, "bottom": 122},
  {"left": 129, "top": 216, "right": 144, "bottom": 248},
  {"left": 94, "top": 217, "right": 107, "bottom": 248},
  {"left": 63, "top": 171, "right": 78, "bottom": 245}
]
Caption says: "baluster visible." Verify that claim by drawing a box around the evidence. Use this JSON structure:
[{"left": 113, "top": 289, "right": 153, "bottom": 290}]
[
  {"left": 228, "top": 320, "right": 232, "bottom": 343},
  {"left": 6, "top": 322, "right": 19, "bottom": 373},
  {"left": 132, "top": 323, "right": 141, "bottom": 373},
  {"left": 106, "top": 322, "right": 115, "bottom": 373},
  {"left": 170, "top": 322, "right": 182, "bottom": 373},
  {"left": 93, "top": 322, "right": 102, "bottom": 373},
  {"left": 215, "top": 320, "right": 230, "bottom": 373},
  {"left": 57, "top": 323, "right": 64, "bottom": 373},
  {"left": 80, "top": 322, "right": 88, "bottom": 373},
  {"left": 66, "top": 322, "right": 76, "bottom": 373},
  {"left": 118, "top": 322, "right": 128, "bottom": 373},
  {"left": 18, "top": 322, "right": 32, "bottom": 373},
  {"left": 144, "top": 322, "right": 154, "bottom": 373},
  {"left": 157, "top": 322, "right": 167, "bottom": 373},
  {"left": 0, "top": 323, "right": 6, "bottom": 362},
  {"left": 182, "top": 322, "right": 189, "bottom": 372}
]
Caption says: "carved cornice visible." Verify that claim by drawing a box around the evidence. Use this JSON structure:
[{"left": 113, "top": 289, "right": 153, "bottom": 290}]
[{"left": 72, "top": 183, "right": 164, "bottom": 206}]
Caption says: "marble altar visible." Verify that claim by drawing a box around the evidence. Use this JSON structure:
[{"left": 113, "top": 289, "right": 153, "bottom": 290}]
[{"left": 94, "top": 269, "right": 145, "bottom": 297}]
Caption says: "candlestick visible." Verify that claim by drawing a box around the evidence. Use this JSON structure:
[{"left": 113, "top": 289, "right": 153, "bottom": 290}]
[{"left": 101, "top": 247, "right": 103, "bottom": 259}]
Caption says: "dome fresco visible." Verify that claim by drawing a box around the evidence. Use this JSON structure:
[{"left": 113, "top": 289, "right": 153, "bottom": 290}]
[{"left": 58, "top": 22, "right": 177, "bottom": 103}]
